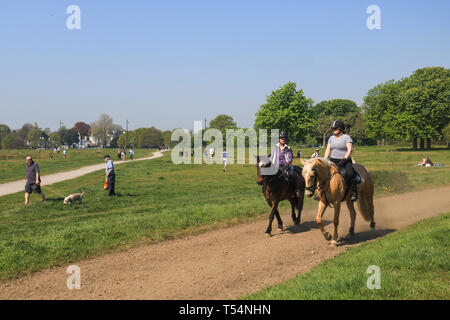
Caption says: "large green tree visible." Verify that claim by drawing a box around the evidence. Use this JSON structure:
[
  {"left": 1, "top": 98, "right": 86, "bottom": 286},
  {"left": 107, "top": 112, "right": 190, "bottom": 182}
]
[
  {"left": 254, "top": 82, "right": 314, "bottom": 142},
  {"left": 401, "top": 67, "right": 450, "bottom": 149},
  {"left": 209, "top": 114, "right": 237, "bottom": 131},
  {"left": 363, "top": 79, "right": 407, "bottom": 145}
]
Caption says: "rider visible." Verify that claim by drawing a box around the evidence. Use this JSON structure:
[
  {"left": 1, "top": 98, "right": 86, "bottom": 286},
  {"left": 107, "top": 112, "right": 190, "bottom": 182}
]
[
  {"left": 270, "top": 132, "right": 302, "bottom": 197},
  {"left": 324, "top": 120, "right": 358, "bottom": 202}
]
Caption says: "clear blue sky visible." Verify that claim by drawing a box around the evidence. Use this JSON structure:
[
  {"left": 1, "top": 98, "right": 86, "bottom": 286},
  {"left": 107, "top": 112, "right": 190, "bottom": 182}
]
[{"left": 1, "top": 0, "right": 449, "bottom": 132}]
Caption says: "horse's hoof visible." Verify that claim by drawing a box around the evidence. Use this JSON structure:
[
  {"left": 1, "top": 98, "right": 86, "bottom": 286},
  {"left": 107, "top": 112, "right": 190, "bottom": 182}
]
[
  {"left": 294, "top": 219, "right": 300, "bottom": 225},
  {"left": 278, "top": 227, "right": 284, "bottom": 232},
  {"left": 329, "top": 240, "right": 338, "bottom": 247},
  {"left": 265, "top": 232, "right": 272, "bottom": 238},
  {"left": 349, "top": 228, "right": 355, "bottom": 236},
  {"left": 324, "top": 232, "right": 332, "bottom": 241}
]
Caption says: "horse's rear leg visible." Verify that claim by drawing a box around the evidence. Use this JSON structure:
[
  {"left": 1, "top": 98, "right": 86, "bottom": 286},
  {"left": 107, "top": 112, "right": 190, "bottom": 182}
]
[
  {"left": 266, "top": 202, "right": 279, "bottom": 237},
  {"left": 346, "top": 199, "right": 357, "bottom": 237},
  {"left": 274, "top": 210, "right": 284, "bottom": 231},
  {"left": 290, "top": 199, "right": 300, "bottom": 225}
]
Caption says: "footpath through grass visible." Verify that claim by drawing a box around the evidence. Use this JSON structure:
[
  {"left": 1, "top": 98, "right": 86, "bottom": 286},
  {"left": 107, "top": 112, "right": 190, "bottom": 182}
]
[
  {"left": 0, "top": 148, "right": 155, "bottom": 183},
  {"left": 0, "top": 146, "right": 449, "bottom": 281},
  {"left": 246, "top": 213, "right": 450, "bottom": 300}
]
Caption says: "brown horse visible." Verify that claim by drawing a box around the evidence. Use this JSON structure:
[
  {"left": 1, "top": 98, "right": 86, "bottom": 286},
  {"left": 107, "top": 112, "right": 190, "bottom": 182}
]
[
  {"left": 256, "top": 155, "right": 305, "bottom": 236},
  {"left": 300, "top": 157, "right": 375, "bottom": 246}
]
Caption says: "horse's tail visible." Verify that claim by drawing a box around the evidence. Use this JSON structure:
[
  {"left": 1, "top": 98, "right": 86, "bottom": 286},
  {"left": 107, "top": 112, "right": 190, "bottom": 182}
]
[{"left": 355, "top": 166, "right": 375, "bottom": 222}]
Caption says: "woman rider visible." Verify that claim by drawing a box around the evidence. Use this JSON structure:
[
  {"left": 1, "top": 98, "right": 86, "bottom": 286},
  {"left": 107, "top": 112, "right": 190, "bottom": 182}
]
[
  {"left": 270, "top": 132, "right": 302, "bottom": 197},
  {"left": 324, "top": 120, "right": 358, "bottom": 201}
]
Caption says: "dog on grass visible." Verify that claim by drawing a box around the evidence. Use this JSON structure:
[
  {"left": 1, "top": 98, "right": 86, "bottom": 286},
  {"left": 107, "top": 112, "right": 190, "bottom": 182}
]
[{"left": 63, "top": 192, "right": 85, "bottom": 205}]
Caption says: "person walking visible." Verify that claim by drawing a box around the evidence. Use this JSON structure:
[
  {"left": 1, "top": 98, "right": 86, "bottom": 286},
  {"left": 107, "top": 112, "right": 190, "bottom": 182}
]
[
  {"left": 63, "top": 148, "right": 67, "bottom": 159},
  {"left": 104, "top": 155, "right": 116, "bottom": 196},
  {"left": 222, "top": 148, "right": 228, "bottom": 172},
  {"left": 117, "top": 148, "right": 122, "bottom": 161},
  {"left": 129, "top": 148, "right": 134, "bottom": 160},
  {"left": 25, "top": 156, "right": 46, "bottom": 205}
]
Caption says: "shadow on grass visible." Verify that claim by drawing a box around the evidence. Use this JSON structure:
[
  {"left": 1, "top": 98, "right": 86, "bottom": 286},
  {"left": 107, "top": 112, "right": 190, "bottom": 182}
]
[{"left": 339, "top": 228, "right": 396, "bottom": 245}]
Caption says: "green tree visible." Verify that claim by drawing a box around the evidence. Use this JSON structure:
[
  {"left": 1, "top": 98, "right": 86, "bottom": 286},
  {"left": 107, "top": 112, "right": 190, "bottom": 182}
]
[
  {"left": 401, "top": 67, "right": 450, "bottom": 149},
  {"left": 137, "top": 127, "right": 164, "bottom": 148},
  {"left": 254, "top": 82, "right": 314, "bottom": 142},
  {"left": 363, "top": 79, "right": 406, "bottom": 146},
  {"left": 2, "top": 132, "right": 24, "bottom": 149},
  {"left": 27, "top": 124, "right": 43, "bottom": 148},
  {"left": 209, "top": 114, "right": 237, "bottom": 131},
  {"left": 0, "top": 124, "right": 11, "bottom": 149}
]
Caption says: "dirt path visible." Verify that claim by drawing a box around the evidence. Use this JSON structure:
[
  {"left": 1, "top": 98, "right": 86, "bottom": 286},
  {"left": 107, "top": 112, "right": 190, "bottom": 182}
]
[
  {"left": 1, "top": 185, "right": 449, "bottom": 299},
  {"left": 0, "top": 151, "right": 165, "bottom": 197}
]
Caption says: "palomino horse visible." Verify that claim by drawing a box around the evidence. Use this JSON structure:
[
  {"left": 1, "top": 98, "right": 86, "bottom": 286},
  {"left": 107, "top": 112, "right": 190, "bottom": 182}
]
[
  {"left": 256, "top": 156, "right": 305, "bottom": 236},
  {"left": 300, "top": 157, "right": 375, "bottom": 246}
]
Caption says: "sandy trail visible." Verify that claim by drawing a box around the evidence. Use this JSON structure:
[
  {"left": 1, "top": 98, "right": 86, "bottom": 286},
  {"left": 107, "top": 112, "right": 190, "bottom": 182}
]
[
  {"left": 1, "top": 185, "right": 449, "bottom": 300},
  {"left": 0, "top": 151, "right": 165, "bottom": 197}
]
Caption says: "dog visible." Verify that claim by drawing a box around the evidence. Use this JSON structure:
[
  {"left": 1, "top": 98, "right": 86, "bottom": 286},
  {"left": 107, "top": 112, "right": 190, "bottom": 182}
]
[{"left": 63, "top": 192, "right": 85, "bottom": 205}]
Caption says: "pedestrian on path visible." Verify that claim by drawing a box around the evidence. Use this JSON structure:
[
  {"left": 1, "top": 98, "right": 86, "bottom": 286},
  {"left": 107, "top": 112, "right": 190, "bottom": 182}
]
[
  {"left": 25, "top": 156, "right": 46, "bottom": 205},
  {"left": 104, "top": 155, "right": 116, "bottom": 196}
]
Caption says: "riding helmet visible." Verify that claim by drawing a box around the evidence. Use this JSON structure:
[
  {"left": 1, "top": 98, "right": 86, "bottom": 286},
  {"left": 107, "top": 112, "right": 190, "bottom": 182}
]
[
  {"left": 279, "top": 132, "right": 288, "bottom": 140},
  {"left": 332, "top": 120, "right": 345, "bottom": 131}
]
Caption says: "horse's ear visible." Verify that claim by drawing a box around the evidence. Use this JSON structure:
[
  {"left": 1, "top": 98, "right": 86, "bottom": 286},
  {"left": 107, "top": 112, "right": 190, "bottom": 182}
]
[
  {"left": 300, "top": 157, "right": 306, "bottom": 166},
  {"left": 313, "top": 158, "right": 323, "bottom": 167}
]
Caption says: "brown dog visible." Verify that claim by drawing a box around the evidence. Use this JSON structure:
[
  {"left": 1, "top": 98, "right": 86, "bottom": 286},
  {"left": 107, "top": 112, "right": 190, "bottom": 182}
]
[{"left": 63, "top": 192, "right": 85, "bottom": 205}]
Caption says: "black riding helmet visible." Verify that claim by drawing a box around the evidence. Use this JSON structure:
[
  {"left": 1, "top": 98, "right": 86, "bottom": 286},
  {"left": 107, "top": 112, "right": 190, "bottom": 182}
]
[
  {"left": 279, "top": 132, "right": 288, "bottom": 140},
  {"left": 332, "top": 120, "right": 345, "bottom": 131}
]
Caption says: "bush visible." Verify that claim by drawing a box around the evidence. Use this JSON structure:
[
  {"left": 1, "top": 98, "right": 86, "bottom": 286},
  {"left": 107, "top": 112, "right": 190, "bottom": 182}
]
[{"left": 371, "top": 170, "right": 414, "bottom": 193}]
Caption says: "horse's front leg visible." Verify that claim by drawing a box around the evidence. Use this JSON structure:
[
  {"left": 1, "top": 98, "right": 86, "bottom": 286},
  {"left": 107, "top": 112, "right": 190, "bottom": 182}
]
[
  {"left": 316, "top": 201, "right": 331, "bottom": 241},
  {"left": 274, "top": 209, "right": 283, "bottom": 231},
  {"left": 330, "top": 202, "right": 341, "bottom": 247},
  {"left": 266, "top": 202, "right": 279, "bottom": 237}
]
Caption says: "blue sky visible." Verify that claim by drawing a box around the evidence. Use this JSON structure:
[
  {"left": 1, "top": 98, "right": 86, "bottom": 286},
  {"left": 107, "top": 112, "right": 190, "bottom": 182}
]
[{"left": 0, "top": 0, "right": 449, "bottom": 132}]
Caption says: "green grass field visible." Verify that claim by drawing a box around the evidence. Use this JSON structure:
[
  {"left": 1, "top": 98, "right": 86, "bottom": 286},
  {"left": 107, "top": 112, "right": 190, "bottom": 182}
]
[
  {"left": 0, "top": 146, "right": 449, "bottom": 281},
  {"left": 0, "top": 148, "right": 156, "bottom": 183},
  {"left": 246, "top": 213, "right": 450, "bottom": 300}
]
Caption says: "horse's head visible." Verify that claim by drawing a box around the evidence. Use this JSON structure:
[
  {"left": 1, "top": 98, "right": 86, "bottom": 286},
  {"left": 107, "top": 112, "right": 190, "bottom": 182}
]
[
  {"left": 255, "top": 155, "right": 273, "bottom": 185},
  {"left": 300, "top": 157, "right": 326, "bottom": 197}
]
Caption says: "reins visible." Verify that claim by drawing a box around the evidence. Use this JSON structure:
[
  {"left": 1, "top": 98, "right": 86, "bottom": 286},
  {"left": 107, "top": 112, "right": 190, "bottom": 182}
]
[{"left": 308, "top": 164, "right": 341, "bottom": 208}]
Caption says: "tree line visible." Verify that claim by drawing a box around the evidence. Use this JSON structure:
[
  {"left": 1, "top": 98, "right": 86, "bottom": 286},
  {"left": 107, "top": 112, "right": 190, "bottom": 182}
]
[
  {"left": 254, "top": 66, "right": 450, "bottom": 149},
  {"left": 0, "top": 114, "right": 171, "bottom": 150}
]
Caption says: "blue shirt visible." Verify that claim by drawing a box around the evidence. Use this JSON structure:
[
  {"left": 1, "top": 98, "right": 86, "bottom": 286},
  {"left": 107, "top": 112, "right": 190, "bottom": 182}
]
[
  {"left": 222, "top": 151, "right": 228, "bottom": 159},
  {"left": 105, "top": 159, "right": 115, "bottom": 175}
]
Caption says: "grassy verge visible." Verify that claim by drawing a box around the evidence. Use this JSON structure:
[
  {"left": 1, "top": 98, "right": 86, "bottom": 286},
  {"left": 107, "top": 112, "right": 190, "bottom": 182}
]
[
  {"left": 246, "top": 213, "right": 450, "bottom": 300},
  {"left": 0, "top": 152, "right": 304, "bottom": 281},
  {"left": 0, "top": 148, "right": 155, "bottom": 183}
]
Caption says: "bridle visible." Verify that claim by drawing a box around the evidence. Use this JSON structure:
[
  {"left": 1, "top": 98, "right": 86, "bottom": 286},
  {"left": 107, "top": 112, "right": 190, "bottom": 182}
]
[{"left": 305, "top": 165, "right": 340, "bottom": 207}]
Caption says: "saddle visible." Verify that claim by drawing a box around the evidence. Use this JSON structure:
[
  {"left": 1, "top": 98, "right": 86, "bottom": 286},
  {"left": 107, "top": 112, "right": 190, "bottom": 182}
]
[{"left": 336, "top": 165, "right": 361, "bottom": 184}]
